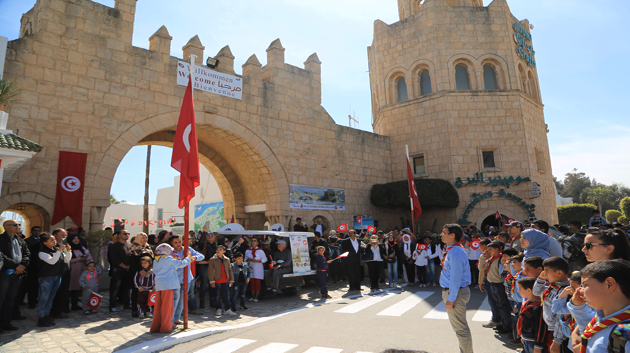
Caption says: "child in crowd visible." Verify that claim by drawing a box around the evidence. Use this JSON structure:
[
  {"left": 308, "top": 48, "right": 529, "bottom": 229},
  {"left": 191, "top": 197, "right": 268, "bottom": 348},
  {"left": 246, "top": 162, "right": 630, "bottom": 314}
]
[
  {"left": 412, "top": 244, "right": 429, "bottom": 287},
  {"left": 151, "top": 243, "right": 193, "bottom": 333},
  {"left": 79, "top": 260, "right": 101, "bottom": 315},
  {"left": 479, "top": 238, "right": 502, "bottom": 329},
  {"left": 486, "top": 240, "right": 513, "bottom": 335},
  {"left": 523, "top": 256, "right": 545, "bottom": 279},
  {"left": 517, "top": 276, "right": 548, "bottom": 353},
  {"left": 315, "top": 246, "right": 333, "bottom": 298},
  {"left": 552, "top": 271, "right": 581, "bottom": 346},
  {"left": 574, "top": 260, "right": 630, "bottom": 353},
  {"left": 135, "top": 256, "right": 155, "bottom": 318},
  {"left": 507, "top": 254, "right": 526, "bottom": 345},
  {"left": 533, "top": 256, "right": 571, "bottom": 353},
  {"left": 209, "top": 245, "right": 235, "bottom": 316},
  {"left": 231, "top": 252, "right": 252, "bottom": 312}
]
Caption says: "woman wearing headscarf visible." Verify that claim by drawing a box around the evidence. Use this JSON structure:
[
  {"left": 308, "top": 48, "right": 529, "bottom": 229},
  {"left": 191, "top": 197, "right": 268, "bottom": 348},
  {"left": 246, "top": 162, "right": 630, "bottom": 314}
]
[
  {"left": 521, "top": 229, "right": 551, "bottom": 260},
  {"left": 150, "top": 243, "right": 194, "bottom": 333},
  {"left": 384, "top": 234, "right": 400, "bottom": 287},
  {"left": 401, "top": 234, "right": 416, "bottom": 284},
  {"left": 128, "top": 232, "right": 154, "bottom": 317},
  {"left": 68, "top": 233, "right": 92, "bottom": 311}
]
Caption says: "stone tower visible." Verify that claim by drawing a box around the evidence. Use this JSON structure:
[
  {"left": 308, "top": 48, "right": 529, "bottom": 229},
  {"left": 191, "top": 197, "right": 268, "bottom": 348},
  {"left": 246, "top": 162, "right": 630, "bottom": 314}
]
[{"left": 368, "top": 0, "right": 557, "bottom": 226}]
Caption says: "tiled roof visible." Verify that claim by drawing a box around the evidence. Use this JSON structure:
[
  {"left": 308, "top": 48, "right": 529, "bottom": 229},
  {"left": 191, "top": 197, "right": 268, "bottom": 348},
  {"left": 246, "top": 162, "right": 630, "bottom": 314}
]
[{"left": 0, "top": 133, "right": 43, "bottom": 152}]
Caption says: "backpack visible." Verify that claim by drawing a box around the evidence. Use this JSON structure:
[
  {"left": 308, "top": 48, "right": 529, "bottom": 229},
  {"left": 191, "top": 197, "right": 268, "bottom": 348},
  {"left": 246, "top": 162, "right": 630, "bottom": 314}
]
[
  {"left": 608, "top": 321, "right": 630, "bottom": 353},
  {"left": 559, "top": 232, "right": 588, "bottom": 271}
]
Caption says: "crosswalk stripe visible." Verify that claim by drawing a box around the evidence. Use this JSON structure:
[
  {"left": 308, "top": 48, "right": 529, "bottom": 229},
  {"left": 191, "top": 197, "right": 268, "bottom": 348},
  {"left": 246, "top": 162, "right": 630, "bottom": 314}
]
[
  {"left": 423, "top": 300, "right": 449, "bottom": 320},
  {"left": 195, "top": 338, "right": 256, "bottom": 353},
  {"left": 376, "top": 291, "right": 434, "bottom": 316},
  {"left": 250, "top": 343, "right": 298, "bottom": 353},
  {"left": 472, "top": 297, "right": 493, "bottom": 322},
  {"left": 334, "top": 293, "right": 396, "bottom": 314},
  {"left": 302, "top": 348, "right": 343, "bottom": 353}
]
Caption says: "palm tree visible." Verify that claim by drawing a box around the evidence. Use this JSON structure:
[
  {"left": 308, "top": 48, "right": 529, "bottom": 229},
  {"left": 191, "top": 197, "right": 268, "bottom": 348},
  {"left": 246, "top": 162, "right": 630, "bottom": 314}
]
[
  {"left": 110, "top": 194, "right": 121, "bottom": 204},
  {"left": 143, "top": 145, "right": 151, "bottom": 234}
]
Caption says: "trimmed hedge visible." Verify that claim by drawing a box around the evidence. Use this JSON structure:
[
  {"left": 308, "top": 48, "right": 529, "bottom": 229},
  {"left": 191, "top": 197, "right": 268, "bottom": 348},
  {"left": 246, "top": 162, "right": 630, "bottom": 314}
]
[
  {"left": 557, "top": 204, "right": 598, "bottom": 225},
  {"left": 619, "top": 216, "right": 628, "bottom": 225},
  {"left": 606, "top": 210, "right": 623, "bottom": 224},
  {"left": 621, "top": 197, "right": 630, "bottom": 219},
  {"left": 371, "top": 178, "right": 460, "bottom": 209}
]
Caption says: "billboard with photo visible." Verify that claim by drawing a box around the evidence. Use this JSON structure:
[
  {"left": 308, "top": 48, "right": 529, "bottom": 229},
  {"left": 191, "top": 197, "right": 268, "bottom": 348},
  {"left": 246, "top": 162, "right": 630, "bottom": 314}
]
[{"left": 289, "top": 184, "right": 345, "bottom": 210}]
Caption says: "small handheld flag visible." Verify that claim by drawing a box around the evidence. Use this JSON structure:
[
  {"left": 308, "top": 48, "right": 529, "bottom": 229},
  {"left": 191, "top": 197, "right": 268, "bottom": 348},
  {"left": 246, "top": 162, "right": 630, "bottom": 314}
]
[
  {"left": 87, "top": 292, "right": 103, "bottom": 310},
  {"left": 367, "top": 226, "right": 376, "bottom": 233},
  {"left": 417, "top": 244, "right": 428, "bottom": 251},
  {"left": 148, "top": 292, "right": 157, "bottom": 306},
  {"left": 332, "top": 252, "right": 349, "bottom": 261},
  {"left": 337, "top": 224, "right": 348, "bottom": 232}
]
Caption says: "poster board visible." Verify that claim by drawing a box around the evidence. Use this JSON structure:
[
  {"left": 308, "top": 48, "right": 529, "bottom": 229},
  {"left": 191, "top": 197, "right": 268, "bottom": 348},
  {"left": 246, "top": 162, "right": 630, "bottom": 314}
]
[{"left": 289, "top": 233, "right": 311, "bottom": 275}]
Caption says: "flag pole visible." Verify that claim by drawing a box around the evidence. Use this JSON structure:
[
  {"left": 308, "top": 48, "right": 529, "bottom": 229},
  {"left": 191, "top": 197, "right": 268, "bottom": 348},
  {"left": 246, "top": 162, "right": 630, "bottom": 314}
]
[
  {"left": 183, "top": 54, "right": 196, "bottom": 331},
  {"left": 406, "top": 145, "right": 416, "bottom": 237}
]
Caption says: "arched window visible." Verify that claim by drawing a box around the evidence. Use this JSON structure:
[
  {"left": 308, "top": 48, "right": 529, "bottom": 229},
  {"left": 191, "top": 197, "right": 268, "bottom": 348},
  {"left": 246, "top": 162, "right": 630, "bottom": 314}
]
[
  {"left": 483, "top": 65, "right": 498, "bottom": 90},
  {"left": 528, "top": 71, "right": 538, "bottom": 102},
  {"left": 419, "top": 70, "right": 432, "bottom": 96},
  {"left": 455, "top": 64, "right": 470, "bottom": 91},
  {"left": 396, "top": 77, "right": 408, "bottom": 103}
]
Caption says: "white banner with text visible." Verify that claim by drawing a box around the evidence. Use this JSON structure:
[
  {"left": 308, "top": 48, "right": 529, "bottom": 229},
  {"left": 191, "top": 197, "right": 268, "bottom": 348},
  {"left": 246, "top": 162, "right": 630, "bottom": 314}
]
[{"left": 177, "top": 61, "right": 243, "bottom": 100}]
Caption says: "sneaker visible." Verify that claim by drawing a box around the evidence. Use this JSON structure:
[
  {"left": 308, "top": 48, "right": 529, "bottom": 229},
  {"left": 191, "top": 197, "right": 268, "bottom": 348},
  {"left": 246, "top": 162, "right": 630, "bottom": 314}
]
[
  {"left": 83, "top": 310, "right": 91, "bottom": 315},
  {"left": 248, "top": 298, "right": 254, "bottom": 302},
  {"left": 216, "top": 309, "right": 222, "bottom": 316},
  {"left": 109, "top": 308, "right": 117, "bottom": 313},
  {"left": 37, "top": 318, "right": 53, "bottom": 327},
  {"left": 483, "top": 321, "right": 499, "bottom": 328},
  {"left": 241, "top": 306, "right": 249, "bottom": 310},
  {"left": 508, "top": 338, "right": 523, "bottom": 346},
  {"left": 431, "top": 282, "right": 436, "bottom": 287},
  {"left": 474, "top": 285, "right": 479, "bottom": 289},
  {"left": 323, "top": 295, "right": 332, "bottom": 299},
  {"left": 225, "top": 309, "right": 237, "bottom": 316},
  {"left": 144, "top": 312, "right": 153, "bottom": 318},
  {"left": 496, "top": 326, "right": 512, "bottom": 335},
  {"left": 90, "top": 310, "right": 98, "bottom": 314},
  {"left": 253, "top": 299, "right": 258, "bottom": 303}
]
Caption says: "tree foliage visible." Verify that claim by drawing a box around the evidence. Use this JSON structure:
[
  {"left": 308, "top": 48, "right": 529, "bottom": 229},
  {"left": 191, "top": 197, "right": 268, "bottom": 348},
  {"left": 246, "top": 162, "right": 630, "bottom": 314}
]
[
  {"left": 605, "top": 210, "right": 622, "bottom": 224},
  {"left": 556, "top": 169, "right": 630, "bottom": 213},
  {"left": 371, "top": 178, "right": 460, "bottom": 210},
  {"left": 621, "top": 197, "right": 630, "bottom": 220},
  {"left": 557, "top": 203, "right": 598, "bottom": 225},
  {"left": 110, "top": 194, "right": 121, "bottom": 204}
]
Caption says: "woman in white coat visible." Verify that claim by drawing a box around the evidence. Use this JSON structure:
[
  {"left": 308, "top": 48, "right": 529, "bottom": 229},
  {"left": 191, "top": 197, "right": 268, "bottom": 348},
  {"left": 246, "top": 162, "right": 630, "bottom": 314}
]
[{"left": 245, "top": 238, "right": 267, "bottom": 302}]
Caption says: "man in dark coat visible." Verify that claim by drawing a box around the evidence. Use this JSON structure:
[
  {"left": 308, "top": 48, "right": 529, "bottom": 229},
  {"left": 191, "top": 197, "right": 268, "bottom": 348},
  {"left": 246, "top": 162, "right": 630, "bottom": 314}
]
[
  {"left": 341, "top": 229, "right": 364, "bottom": 291},
  {"left": 0, "top": 220, "right": 30, "bottom": 332}
]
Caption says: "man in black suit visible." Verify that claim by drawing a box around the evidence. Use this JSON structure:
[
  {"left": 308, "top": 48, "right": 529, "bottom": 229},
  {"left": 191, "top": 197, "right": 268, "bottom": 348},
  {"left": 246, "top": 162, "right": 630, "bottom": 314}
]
[{"left": 341, "top": 229, "right": 364, "bottom": 291}]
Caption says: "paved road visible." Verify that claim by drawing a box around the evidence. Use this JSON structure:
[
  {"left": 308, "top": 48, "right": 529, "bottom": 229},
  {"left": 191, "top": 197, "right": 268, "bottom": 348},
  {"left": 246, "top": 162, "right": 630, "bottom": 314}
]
[{"left": 163, "top": 285, "right": 519, "bottom": 353}]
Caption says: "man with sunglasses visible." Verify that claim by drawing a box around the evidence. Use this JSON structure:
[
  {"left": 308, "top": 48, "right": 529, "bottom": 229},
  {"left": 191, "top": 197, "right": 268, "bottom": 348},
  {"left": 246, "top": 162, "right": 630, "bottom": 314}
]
[
  {"left": 109, "top": 230, "right": 131, "bottom": 312},
  {"left": 0, "top": 220, "right": 30, "bottom": 332}
]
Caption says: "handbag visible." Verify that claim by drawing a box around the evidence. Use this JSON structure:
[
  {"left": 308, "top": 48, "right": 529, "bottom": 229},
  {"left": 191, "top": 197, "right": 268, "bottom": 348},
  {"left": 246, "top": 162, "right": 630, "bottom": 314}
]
[{"left": 361, "top": 251, "right": 374, "bottom": 261}]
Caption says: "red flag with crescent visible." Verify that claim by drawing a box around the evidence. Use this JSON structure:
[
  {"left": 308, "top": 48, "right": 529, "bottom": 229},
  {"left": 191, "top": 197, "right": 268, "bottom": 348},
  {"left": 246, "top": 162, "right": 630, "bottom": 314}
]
[
  {"left": 148, "top": 292, "right": 157, "bottom": 306},
  {"left": 52, "top": 151, "right": 88, "bottom": 226},
  {"left": 417, "top": 244, "right": 428, "bottom": 251},
  {"left": 338, "top": 224, "right": 348, "bottom": 232},
  {"left": 367, "top": 226, "right": 376, "bottom": 233},
  {"left": 406, "top": 149, "right": 422, "bottom": 220},
  {"left": 471, "top": 240, "right": 481, "bottom": 250},
  {"left": 87, "top": 292, "right": 103, "bottom": 310},
  {"left": 171, "top": 75, "right": 200, "bottom": 209}
]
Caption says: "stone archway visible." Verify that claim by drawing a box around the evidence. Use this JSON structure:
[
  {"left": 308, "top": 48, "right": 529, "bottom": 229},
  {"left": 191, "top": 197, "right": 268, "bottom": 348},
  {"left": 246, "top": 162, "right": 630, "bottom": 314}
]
[
  {"left": 0, "top": 192, "right": 53, "bottom": 237},
  {"left": 89, "top": 111, "right": 290, "bottom": 230}
]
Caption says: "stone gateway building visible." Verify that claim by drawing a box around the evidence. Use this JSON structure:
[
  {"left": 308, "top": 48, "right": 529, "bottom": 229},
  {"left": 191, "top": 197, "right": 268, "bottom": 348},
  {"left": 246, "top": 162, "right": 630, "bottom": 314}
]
[{"left": 1, "top": 0, "right": 557, "bottom": 236}]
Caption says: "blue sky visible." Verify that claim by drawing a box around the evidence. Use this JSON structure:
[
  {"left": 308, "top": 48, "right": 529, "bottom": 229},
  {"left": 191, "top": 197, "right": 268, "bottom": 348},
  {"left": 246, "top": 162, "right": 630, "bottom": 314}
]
[{"left": 1, "top": 0, "right": 629, "bottom": 204}]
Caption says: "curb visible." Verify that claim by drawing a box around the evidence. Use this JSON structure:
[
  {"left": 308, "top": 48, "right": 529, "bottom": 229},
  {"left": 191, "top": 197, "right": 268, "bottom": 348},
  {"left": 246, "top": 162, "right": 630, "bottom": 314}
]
[{"left": 118, "top": 283, "right": 409, "bottom": 353}]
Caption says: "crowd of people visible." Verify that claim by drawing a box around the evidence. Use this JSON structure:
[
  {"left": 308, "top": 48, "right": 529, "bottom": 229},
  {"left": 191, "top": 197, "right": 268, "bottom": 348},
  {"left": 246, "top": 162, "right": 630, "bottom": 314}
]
[{"left": 1, "top": 210, "right": 630, "bottom": 353}]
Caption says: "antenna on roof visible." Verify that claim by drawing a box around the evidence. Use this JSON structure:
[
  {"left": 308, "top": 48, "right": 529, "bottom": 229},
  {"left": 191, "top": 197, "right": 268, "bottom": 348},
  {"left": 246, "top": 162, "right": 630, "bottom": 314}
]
[{"left": 348, "top": 106, "right": 360, "bottom": 129}]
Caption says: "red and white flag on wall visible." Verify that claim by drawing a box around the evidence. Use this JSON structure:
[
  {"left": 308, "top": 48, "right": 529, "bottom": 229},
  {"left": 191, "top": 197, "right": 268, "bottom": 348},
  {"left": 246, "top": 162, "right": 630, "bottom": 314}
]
[
  {"left": 52, "top": 151, "right": 88, "bottom": 226},
  {"left": 171, "top": 74, "right": 200, "bottom": 209}
]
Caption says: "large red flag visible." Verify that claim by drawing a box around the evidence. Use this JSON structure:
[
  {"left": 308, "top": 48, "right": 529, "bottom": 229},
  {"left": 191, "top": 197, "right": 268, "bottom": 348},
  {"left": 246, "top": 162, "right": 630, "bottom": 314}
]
[
  {"left": 406, "top": 148, "right": 422, "bottom": 220},
  {"left": 171, "top": 76, "right": 200, "bottom": 209},
  {"left": 52, "top": 151, "right": 88, "bottom": 226}
]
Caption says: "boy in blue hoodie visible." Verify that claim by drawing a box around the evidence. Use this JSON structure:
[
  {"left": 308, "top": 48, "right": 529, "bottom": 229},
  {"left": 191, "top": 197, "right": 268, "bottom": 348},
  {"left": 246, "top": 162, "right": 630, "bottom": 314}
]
[{"left": 533, "top": 256, "right": 570, "bottom": 353}]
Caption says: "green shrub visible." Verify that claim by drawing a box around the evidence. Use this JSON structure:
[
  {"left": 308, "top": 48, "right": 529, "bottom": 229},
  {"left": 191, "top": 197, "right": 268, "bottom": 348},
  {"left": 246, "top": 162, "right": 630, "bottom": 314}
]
[
  {"left": 619, "top": 216, "right": 628, "bottom": 225},
  {"left": 557, "top": 204, "right": 598, "bottom": 225},
  {"left": 370, "top": 178, "right": 460, "bottom": 209},
  {"left": 621, "top": 197, "right": 630, "bottom": 219},
  {"left": 606, "top": 210, "right": 623, "bottom": 224}
]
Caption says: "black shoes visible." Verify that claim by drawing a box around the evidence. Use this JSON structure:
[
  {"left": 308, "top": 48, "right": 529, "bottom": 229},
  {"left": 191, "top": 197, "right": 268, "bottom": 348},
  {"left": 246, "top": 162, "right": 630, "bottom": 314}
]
[
  {"left": 2, "top": 324, "right": 19, "bottom": 331},
  {"left": 37, "top": 318, "right": 53, "bottom": 327},
  {"left": 495, "top": 326, "right": 512, "bottom": 335}
]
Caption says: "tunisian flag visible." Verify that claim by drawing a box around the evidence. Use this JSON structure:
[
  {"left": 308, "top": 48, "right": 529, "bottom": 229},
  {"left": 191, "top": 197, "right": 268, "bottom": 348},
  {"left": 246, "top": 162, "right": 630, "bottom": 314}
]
[
  {"left": 406, "top": 147, "right": 422, "bottom": 220},
  {"left": 171, "top": 76, "right": 200, "bottom": 209},
  {"left": 52, "top": 151, "right": 88, "bottom": 226}
]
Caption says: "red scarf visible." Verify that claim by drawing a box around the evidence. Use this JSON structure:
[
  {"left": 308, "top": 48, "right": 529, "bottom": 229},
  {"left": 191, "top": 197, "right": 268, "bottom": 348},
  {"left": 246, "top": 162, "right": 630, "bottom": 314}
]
[
  {"left": 580, "top": 309, "right": 630, "bottom": 353},
  {"left": 248, "top": 247, "right": 261, "bottom": 258},
  {"left": 517, "top": 299, "right": 542, "bottom": 337},
  {"left": 484, "top": 255, "right": 501, "bottom": 277},
  {"left": 441, "top": 242, "right": 464, "bottom": 267},
  {"left": 541, "top": 282, "right": 564, "bottom": 306},
  {"left": 510, "top": 234, "right": 521, "bottom": 247},
  {"left": 568, "top": 316, "right": 577, "bottom": 333}
]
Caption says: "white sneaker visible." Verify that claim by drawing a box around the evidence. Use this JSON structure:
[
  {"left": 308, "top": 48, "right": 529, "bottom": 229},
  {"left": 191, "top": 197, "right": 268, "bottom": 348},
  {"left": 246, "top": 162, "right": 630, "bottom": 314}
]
[
  {"left": 225, "top": 309, "right": 237, "bottom": 316},
  {"left": 248, "top": 298, "right": 254, "bottom": 302},
  {"left": 216, "top": 309, "right": 222, "bottom": 316},
  {"left": 253, "top": 299, "right": 258, "bottom": 303},
  {"left": 432, "top": 282, "right": 436, "bottom": 287}
]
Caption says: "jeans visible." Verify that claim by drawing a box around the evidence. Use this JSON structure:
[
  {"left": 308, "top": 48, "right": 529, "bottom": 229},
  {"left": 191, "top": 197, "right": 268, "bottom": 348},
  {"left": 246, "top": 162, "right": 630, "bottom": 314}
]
[
  {"left": 522, "top": 340, "right": 534, "bottom": 353},
  {"left": 232, "top": 282, "right": 247, "bottom": 310},
  {"left": 172, "top": 286, "right": 180, "bottom": 322},
  {"left": 427, "top": 261, "right": 437, "bottom": 283},
  {"left": 415, "top": 265, "right": 427, "bottom": 284},
  {"left": 38, "top": 276, "right": 62, "bottom": 318},
  {"left": 469, "top": 260, "right": 479, "bottom": 285},
  {"left": 109, "top": 268, "right": 130, "bottom": 309},
  {"left": 0, "top": 273, "right": 22, "bottom": 324},
  {"left": 174, "top": 281, "right": 197, "bottom": 321},
  {"left": 485, "top": 279, "right": 501, "bottom": 323},
  {"left": 387, "top": 260, "right": 398, "bottom": 284},
  {"left": 215, "top": 282, "right": 230, "bottom": 311}
]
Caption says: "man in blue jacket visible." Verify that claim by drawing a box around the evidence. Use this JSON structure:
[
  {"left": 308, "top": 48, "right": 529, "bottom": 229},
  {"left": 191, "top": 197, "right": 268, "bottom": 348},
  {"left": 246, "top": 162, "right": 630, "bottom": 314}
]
[{"left": 440, "top": 223, "right": 473, "bottom": 353}]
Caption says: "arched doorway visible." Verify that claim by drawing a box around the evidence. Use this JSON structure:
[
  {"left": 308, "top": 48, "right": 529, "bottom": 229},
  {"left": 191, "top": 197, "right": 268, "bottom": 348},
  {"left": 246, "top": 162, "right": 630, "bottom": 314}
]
[
  {"left": 90, "top": 111, "right": 290, "bottom": 231},
  {"left": 480, "top": 213, "right": 510, "bottom": 233},
  {"left": 0, "top": 192, "right": 53, "bottom": 237}
]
